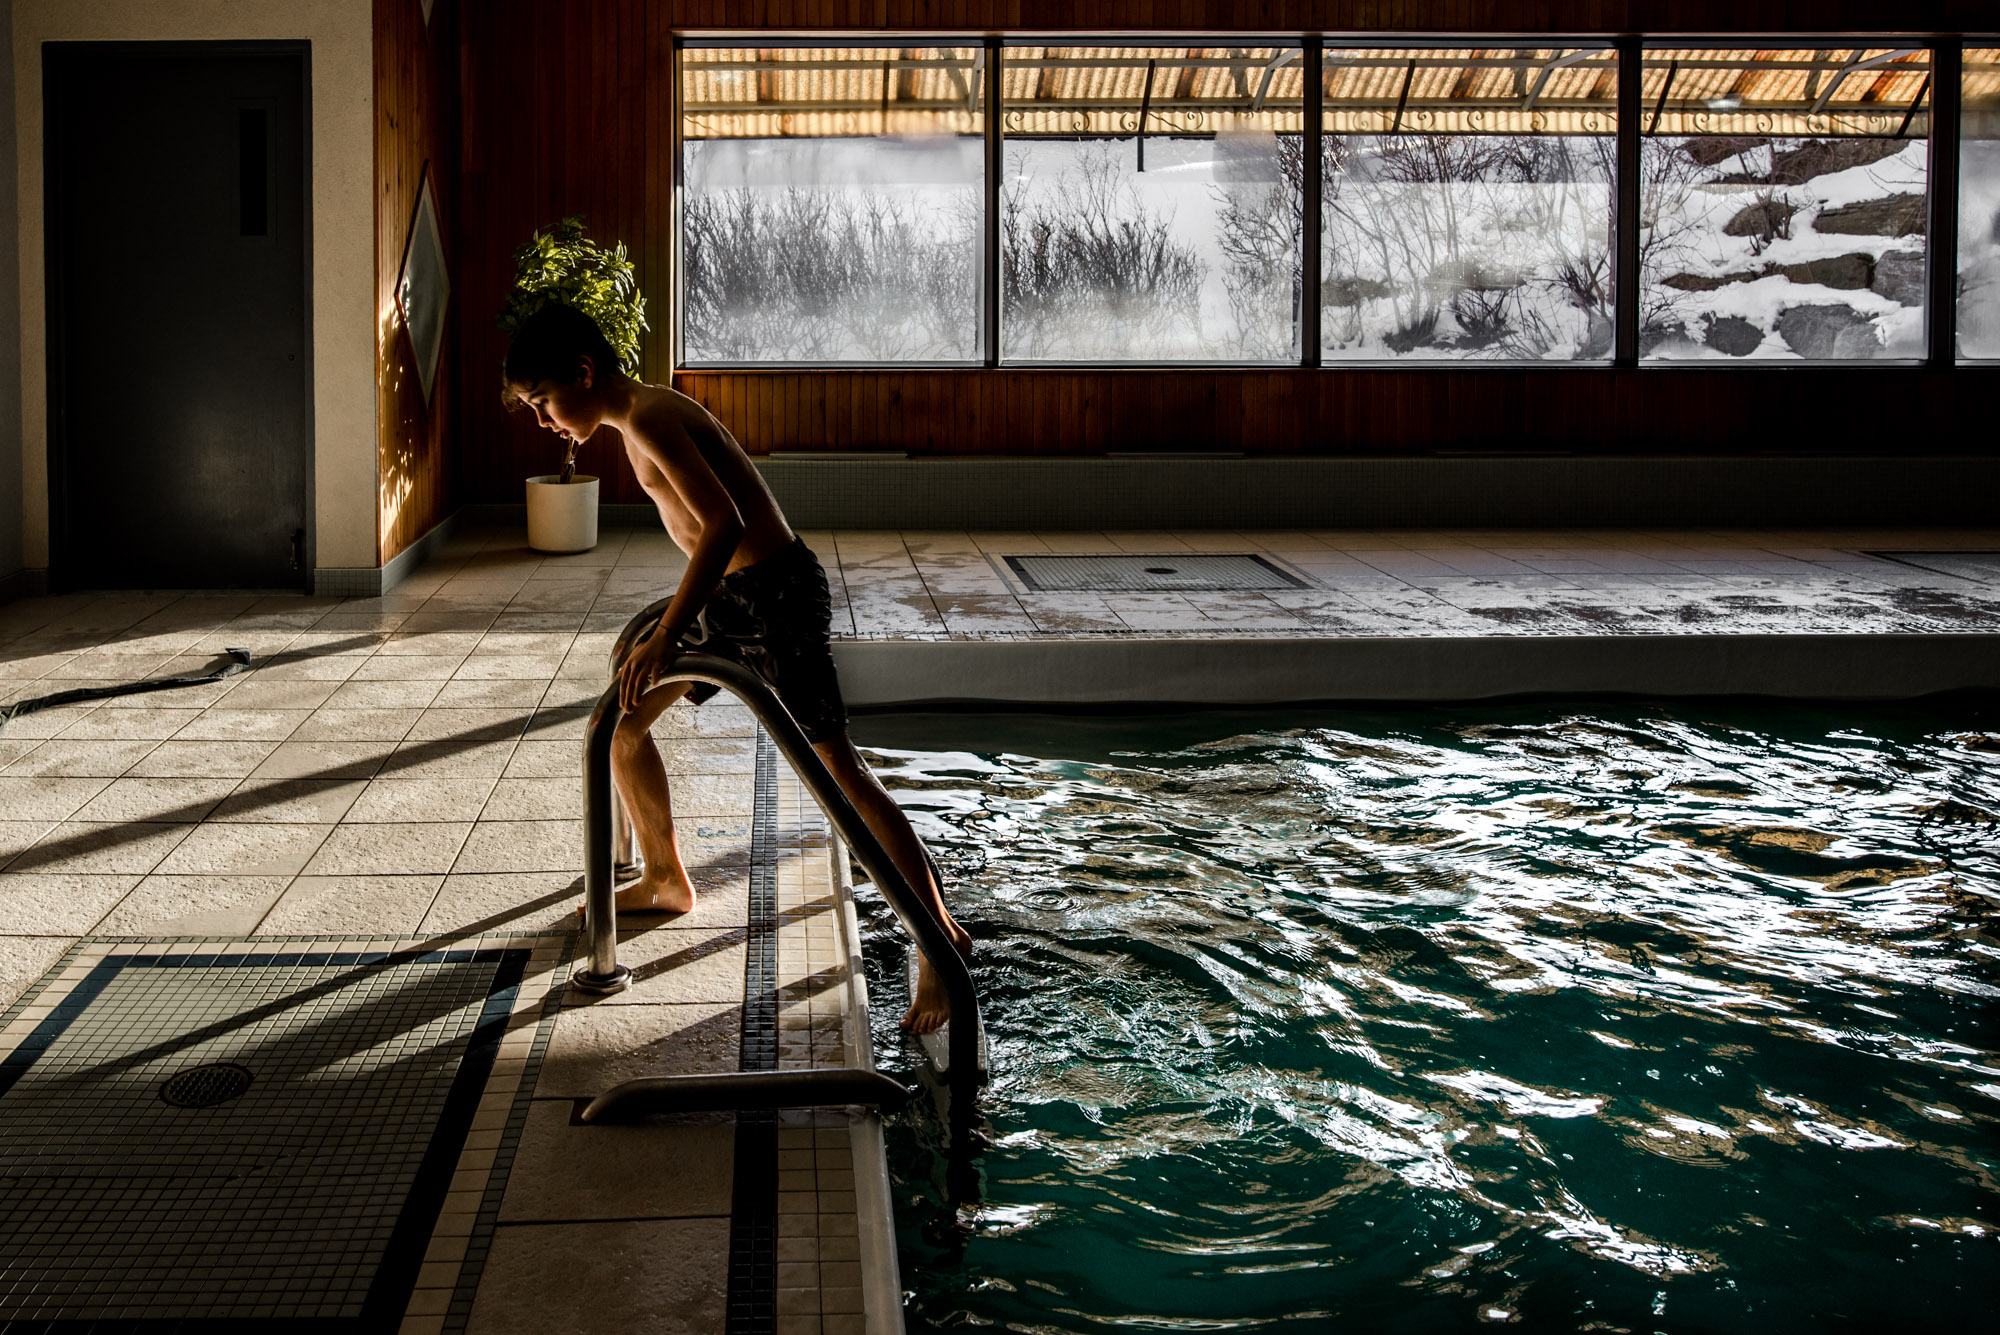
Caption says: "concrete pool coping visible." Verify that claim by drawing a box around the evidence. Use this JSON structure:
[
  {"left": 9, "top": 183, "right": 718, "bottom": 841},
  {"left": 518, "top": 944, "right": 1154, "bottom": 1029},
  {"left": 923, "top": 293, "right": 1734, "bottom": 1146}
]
[{"left": 832, "top": 632, "right": 2000, "bottom": 707}]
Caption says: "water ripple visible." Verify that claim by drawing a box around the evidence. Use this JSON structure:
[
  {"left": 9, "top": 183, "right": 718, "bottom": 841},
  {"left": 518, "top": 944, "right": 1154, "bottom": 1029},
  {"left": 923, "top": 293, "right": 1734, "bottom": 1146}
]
[{"left": 856, "top": 700, "right": 2000, "bottom": 1332}]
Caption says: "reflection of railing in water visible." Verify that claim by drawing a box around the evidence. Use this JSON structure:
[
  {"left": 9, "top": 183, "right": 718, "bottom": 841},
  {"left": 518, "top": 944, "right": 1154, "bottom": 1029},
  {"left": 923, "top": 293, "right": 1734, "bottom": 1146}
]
[{"left": 572, "top": 599, "right": 983, "bottom": 1121}]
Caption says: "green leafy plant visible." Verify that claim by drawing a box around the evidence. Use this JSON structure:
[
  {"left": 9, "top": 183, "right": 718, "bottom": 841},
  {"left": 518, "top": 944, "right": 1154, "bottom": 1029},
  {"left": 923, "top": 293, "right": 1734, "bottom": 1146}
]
[{"left": 498, "top": 216, "right": 649, "bottom": 481}]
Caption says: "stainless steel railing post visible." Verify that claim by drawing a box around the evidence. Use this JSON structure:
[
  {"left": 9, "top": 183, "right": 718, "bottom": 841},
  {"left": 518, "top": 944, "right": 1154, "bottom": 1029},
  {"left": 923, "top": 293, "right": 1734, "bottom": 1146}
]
[
  {"left": 570, "top": 608, "right": 984, "bottom": 1106},
  {"left": 569, "top": 681, "right": 633, "bottom": 995}
]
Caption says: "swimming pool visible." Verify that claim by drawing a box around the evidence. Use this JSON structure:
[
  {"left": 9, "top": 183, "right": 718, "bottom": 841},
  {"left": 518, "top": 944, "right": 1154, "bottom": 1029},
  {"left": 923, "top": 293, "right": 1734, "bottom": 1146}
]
[{"left": 849, "top": 700, "right": 2000, "bottom": 1332}]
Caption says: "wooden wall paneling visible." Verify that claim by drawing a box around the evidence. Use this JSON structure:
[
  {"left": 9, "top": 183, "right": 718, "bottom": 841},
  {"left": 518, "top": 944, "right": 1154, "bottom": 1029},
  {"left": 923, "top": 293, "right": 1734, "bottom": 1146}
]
[
  {"left": 1105, "top": 375, "right": 1140, "bottom": 455},
  {"left": 447, "top": 1, "right": 1997, "bottom": 510},
  {"left": 803, "top": 374, "right": 826, "bottom": 453},
  {"left": 1079, "top": 374, "right": 1105, "bottom": 456},
  {"left": 376, "top": 0, "right": 458, "bottom": 565},
  {"left": 898, "top": 373, "right": 915, "bottom": 454},
  {"left": 978, "top": 371, "right": 1000, "bottom": 455},
  {"left": 1261, "top": 371, "right": 1291, "bottom": 454},
  {"left": 1035, "top": 373, "right": 1060, "bottom": 455},
  {"left": 723, "top": 376, "right": 743, "bottom": 451},
  {"left": 959, "top": 374, "right": 980, "bottom": 455},
  {"left": 1217, "top": 375, "right": 1243, "bottom": 454},
  {"left": 754, "top": 372, "right": 772, "bottom": 452},
  {"left": 1056, "top": 374, "right": 1080, "bottom": 456},
  {"left": 900, "top": 373, "right": 921, "bottom": 454},
  {"left": 1005, "top": 371, "right": 1033, "bottom": 454},
  {"left": 822, "top": 373, "right": 842, "bottom": 453},
  {"left": 1445, "top": 373, "right": 1485, "bottom": 454}
]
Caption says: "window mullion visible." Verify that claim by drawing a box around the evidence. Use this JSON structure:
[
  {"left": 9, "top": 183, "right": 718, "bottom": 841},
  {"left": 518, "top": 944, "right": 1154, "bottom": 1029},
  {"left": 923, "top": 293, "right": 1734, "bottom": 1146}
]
[
  {"left": 1302, "top": 35, "right": 1323, "bottom": 368},
  {"left": 984, "top": 36, "right": 1002, "bottom": 369},
  {"left": 1927, "top": 41, "right": 1962, "bottom": 366},
  {"left": 669, "top": 36, "right": 684, "bottom": 376},
  {"left": 1614, "top": 35, "right": 1642, "bottom": 368}
]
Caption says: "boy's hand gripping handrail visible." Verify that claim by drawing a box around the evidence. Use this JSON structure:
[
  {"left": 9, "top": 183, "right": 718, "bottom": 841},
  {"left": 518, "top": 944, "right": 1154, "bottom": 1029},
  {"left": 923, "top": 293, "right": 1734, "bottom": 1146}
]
[{"left": 572, "top": 612, "right": 984, "bottom": 1114}]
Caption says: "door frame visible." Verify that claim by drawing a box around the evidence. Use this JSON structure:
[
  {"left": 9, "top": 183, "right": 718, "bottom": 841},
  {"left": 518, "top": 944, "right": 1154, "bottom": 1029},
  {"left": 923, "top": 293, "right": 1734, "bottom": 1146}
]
[{"left": 42, "top": 40, "right": 314, "bottom": 592}]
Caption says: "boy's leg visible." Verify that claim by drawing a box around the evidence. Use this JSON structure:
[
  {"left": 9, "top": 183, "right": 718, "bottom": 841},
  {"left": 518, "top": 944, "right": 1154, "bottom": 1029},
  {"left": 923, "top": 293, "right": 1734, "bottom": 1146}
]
[
  {"left": 611, "top": 681, "right": 697, "bottom": 913},
  {"left": 812, "top": 730, "right": 972, "bottom": 1035}
]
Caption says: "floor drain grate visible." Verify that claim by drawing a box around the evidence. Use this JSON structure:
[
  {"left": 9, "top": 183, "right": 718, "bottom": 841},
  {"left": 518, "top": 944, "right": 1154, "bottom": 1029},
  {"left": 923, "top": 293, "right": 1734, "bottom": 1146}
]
[
  {"left": 1005, "top": 553, "right": 1308, "bottom": 593},
  {"left": 0, "top": 941, "right": 542, "bottom": 1325},
  {"left": 160, "top": 1062, "right": 254, "bottom": 1108}
]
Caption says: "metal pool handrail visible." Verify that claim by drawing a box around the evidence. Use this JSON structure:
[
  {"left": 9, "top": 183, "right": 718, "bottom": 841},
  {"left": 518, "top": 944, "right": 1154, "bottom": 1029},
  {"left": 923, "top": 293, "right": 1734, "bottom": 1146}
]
[{"left": 570, "top": 607, "right": 984, "bottom": 1117}]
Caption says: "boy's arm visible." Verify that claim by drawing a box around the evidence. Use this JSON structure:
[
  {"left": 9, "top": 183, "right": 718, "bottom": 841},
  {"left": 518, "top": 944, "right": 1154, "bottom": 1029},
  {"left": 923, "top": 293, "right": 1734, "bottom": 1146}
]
[{"left": 618, "top": 408, "right": 744, "bottom": 710}]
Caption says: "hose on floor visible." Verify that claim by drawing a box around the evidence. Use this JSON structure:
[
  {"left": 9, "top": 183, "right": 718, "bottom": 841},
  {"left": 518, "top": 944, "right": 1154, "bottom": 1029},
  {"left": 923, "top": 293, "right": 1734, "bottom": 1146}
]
[{"left": 0, "top": 647, "right": 254, "bottom": 729}]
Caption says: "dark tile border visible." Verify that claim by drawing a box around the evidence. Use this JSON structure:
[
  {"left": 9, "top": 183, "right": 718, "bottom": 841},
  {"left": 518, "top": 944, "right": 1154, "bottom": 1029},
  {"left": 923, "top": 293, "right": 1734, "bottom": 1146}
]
[
  {"left": 725, "top": 730, "right": 781, "bottom": 1335},
  {"left": 0, "top": 934, "right": 574, "bottom": 1335},
  {"left": 442, "top": 933, "right": 575, "bottom": 1335}
]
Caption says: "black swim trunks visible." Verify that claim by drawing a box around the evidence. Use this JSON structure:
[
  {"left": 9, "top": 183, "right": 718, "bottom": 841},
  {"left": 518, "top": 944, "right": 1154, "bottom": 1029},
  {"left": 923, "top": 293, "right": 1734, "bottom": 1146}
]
[{"left": 679, "top": 538, "right": 848, "bottom": 744}]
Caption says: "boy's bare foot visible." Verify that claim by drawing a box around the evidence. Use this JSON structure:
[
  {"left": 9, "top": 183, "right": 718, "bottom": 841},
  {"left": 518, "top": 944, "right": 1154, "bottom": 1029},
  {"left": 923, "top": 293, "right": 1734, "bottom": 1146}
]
[
  {"left": 900, "top": 925, "right": 974, "bottom": 1034},
  {"left": 612, "top": 868, "right": 697, "bottom": 915}
]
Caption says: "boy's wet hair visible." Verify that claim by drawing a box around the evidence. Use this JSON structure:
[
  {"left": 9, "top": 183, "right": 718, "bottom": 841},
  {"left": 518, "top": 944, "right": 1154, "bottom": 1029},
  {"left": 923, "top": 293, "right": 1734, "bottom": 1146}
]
[{"left": 501, "top": 301, "right": 619, "bottom": 409}]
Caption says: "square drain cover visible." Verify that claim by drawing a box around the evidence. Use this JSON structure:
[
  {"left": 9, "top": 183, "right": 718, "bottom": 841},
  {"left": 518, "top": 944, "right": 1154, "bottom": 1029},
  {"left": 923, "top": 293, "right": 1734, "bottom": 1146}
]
[
  {"left": 1006, "top": 553, "right": 1307, "bottom": 592},
  {"left": 1867, "top": 551, "right": 2000, "bottom": 584},
  {"left": 0, "top": 943, "right": 537, "bottom": 1327}
]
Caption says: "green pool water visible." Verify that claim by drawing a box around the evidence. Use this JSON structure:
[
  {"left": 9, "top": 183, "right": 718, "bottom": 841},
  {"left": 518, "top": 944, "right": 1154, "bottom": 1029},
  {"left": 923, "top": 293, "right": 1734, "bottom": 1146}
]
[{"left": 849, "top": 699, "right": 2000, "bottom": 1332}]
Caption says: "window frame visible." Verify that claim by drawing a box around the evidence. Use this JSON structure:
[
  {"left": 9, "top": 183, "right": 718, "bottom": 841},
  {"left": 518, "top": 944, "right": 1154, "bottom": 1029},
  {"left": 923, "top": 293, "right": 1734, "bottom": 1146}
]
[
  {"left": 1630, "top": 39, "right": 1940, "bottom": 367},
  {"left": 667, "top": 33, "right": 1973, "bottom": 374},
  {"left": 992, "top": 37, "right": 1312, "bottom": 368},
  {"left": 1310, "top": 38, "right": 1623, "bottom": 367},
  {"left": 674, "top": 36, "right": 994, "bottom": 370},
  {"left": 1954, "top": 39, "right": 1999, "bottom": 363}
]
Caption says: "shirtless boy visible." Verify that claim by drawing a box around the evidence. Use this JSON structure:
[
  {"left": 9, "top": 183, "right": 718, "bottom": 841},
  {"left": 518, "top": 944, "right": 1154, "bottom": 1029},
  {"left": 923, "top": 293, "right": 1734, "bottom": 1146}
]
[{"left": 503, "top": 302, "right": 970, "bottom": 1033}]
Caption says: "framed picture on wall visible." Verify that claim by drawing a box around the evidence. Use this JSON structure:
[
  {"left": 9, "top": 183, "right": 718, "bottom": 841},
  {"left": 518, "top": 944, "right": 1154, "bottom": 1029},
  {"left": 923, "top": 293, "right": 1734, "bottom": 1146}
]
[{"left": 397, "top": 167, "right": 449, "bottom": 405}]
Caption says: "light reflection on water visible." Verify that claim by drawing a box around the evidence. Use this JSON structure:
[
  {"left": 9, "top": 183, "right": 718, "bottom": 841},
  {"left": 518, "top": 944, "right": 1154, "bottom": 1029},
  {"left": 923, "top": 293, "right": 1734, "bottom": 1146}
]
[{"left": 851, "top": 701, "right": 2000, "bottom": 1332}]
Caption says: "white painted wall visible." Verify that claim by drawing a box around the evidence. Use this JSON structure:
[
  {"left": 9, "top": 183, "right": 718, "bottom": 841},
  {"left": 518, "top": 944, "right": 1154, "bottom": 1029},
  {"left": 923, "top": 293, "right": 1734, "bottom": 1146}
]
[{"left": 11, "top": 0, "right": 376, "bottom": 575}]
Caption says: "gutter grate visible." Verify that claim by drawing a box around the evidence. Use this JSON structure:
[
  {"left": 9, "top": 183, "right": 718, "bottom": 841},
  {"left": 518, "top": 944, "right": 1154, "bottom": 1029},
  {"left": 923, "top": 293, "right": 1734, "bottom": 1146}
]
[{"left": 1006, "top": 553, "right": 1308, "bottom": 593}]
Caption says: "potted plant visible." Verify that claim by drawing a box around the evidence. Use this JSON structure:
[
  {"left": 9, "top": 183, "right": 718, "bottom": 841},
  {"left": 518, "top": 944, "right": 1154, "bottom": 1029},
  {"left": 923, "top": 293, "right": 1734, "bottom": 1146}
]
[{"left": 498, "top": 216, "right": 649, "bottom": 553}]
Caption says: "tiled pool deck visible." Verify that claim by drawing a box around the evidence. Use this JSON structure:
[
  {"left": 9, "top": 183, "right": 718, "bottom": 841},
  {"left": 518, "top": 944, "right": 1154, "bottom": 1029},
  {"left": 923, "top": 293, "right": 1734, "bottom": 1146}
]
[
  {"left": 0, "top": 521, "right": 1996, "bottom": 1332},
  {"left": 817, "top": 526, "right": 2000, "bottom": 639}
]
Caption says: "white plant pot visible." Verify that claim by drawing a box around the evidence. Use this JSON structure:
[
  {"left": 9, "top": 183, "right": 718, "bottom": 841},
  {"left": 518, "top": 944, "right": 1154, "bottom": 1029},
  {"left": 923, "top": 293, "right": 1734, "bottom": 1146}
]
[{"left": 525, "top": 475, "right": 599, "bottom": 553}]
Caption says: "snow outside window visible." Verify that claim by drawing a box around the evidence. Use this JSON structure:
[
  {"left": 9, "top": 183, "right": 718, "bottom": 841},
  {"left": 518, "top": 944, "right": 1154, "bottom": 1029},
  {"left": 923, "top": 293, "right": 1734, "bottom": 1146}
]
[
  {"left": 678, "top": 46, "right": 985, "bottom": 365},
  {"left": 999, "top": 46, "right": 1306, "bottom": 363},
  {"left": 1636, "top": 47, "right": 1933, "bottom": 362},
  {"left": 1960, "top": 46, "right": 2000, "bottom": 360},
  {"left": 1319, "top": 47, "right": 1619, "bottom": 363}
]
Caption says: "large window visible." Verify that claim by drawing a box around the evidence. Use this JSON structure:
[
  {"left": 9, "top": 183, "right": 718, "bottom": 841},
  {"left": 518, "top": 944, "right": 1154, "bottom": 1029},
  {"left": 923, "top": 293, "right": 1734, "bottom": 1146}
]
[
  {"left": 1637, "top": 47, "right": 1933, "bottom": 361},
  {"left": 1319, "top": 46, "right": 1618, "bottom": 361},
  {"left": 679, "top": 45, "right": 985, "bottom": 364},
  {"left": 1962, "top": 45, "right": 2000, "bottom": 360},
  {"left": 999, "top": 45, "right": 1305, "bottom": 362},
  {"left": 671, "top": 37, "right": 1987, "bottom": 369}
]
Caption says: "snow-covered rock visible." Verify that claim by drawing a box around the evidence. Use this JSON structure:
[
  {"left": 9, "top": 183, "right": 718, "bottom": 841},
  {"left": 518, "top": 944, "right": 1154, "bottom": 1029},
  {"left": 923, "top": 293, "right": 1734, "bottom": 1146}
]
[
  {"left": 1701, "top": 314, "right": 1764, "bottom": 356},
  {"left": 1776, "top": 303, "right": 1877, "bottom": 359},
  {"left": 1722, "top": 199, "right": 1795, "bottom": 238},
  {"left": 1871, "top": 251, "right": 1926, "bottom": 307},
  {"left": 1814, "top": 193, "right": 1926, "bottom": 237}
]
